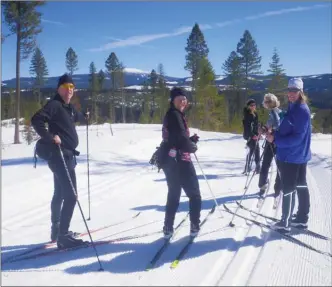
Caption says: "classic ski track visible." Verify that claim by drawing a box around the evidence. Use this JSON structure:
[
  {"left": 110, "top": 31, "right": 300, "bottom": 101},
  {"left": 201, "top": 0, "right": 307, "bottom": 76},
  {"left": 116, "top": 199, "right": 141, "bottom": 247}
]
[
  {"left": 2, "top": 165, "right": 151, "bottom": 233},
  {"left": 138, "top": 207, "right": 216, "bottom": 286},
  {"left": 197, "top": 172, "right": 265, "bottom": 286},
  {"left": 213, "top": 161, "right": 275, "bottom": 286},
  {"left": 1, "top": 212, "right": 144, "bottom": 265},
  {"left": 214, "top": 180, "right": 273, "bottom": 285},
  {"left": 246, "top": 161, "right": 332, "bottom": 286}
]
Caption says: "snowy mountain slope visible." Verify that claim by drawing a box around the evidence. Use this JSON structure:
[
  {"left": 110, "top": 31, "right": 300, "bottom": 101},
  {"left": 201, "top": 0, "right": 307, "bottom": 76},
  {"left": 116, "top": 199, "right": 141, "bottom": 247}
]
[
  {"left": 1, "top": 123, "right": 331, "bottom": 286},
  {"left": 2, "top": 71, "right": 331, "bottom": 92}
]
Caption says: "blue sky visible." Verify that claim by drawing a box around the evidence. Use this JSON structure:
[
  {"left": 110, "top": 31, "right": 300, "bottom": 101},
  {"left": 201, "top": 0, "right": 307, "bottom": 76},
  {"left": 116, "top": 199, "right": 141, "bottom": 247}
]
[{"left": 2, "top": 1, "right": 331, "bottom": 80}]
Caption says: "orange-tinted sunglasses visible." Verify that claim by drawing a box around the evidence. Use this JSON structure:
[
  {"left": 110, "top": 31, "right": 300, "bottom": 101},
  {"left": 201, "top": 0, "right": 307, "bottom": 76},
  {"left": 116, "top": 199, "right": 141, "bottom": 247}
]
[{"left": 60, "top": 83, "right": 75, "bottom": 89}]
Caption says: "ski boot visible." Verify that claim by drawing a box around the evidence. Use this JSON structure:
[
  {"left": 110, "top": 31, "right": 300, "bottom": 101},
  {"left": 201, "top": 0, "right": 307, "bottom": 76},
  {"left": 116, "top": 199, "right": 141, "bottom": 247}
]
[
  {"left": 162, "top": 225, "right": 174, "bottom": 240},
  {"left": 190, "top": 222, "right": 200, "bottom": 237},
  {"left": 271, "top": 220, "right": 291, "bottom": 234},
  {"left": 57, "top": 233, "right": 89, "bottom": 249},
  {"left": 290, "top": 217, "right": 308, "bottom": 229},
  {"left": 51, "top": 223, "right": 80, "bottom": 243}
]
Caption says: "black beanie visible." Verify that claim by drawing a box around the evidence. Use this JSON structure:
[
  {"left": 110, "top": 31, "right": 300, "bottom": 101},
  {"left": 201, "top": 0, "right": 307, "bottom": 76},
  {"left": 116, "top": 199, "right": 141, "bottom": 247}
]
[
  {"left": 57, "top": 73, "right": 74, "bottom": 88},
  {"left": 246, "top": 98, "right": 256, "bottom": 107},
  {"left": 170, "top": 87, "right": 186, "bottom": 102}
]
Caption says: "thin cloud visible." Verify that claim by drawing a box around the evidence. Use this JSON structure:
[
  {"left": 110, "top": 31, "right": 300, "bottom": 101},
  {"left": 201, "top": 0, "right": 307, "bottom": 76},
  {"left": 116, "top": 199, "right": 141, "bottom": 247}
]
[
  {"left": 244, "top": 4, "right": 330, "bottom": 20},
  {"left": 89, "top": 4, "right": 329, "bottom": 52},
  {"left": 103, "top": 36, "right": 155, "bottom": 49},
  {"left": 89, "top": 24, "right": 211, "bottom": 52},
  {"left": 41, "top": 19, "right": 65, "bottom": 26}
]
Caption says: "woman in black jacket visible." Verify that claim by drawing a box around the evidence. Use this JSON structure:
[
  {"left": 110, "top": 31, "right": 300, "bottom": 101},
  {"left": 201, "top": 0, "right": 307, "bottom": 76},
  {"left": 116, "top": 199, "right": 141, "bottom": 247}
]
[
  {"left": 242, "top": 99, "right": 261, "bottom": 174},
  {"left": 161, "top": 87, "right": 201, "bottom": 239}
]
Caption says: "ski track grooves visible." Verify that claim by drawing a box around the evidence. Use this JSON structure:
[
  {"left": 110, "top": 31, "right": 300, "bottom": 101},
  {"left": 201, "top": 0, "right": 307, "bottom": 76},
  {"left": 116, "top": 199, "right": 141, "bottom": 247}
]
[
  {"left": 2, "top": 165, "right": 150, "bottom": 232},
  {"left": 246, "top": 161, "right": 332, "bottom": 286},
  {"left": 198, "top": 163, "right": 274, "bottom": 286},
  {"left": 197, "top": 172, "right": 266, "bottom": 286},
  {"left": 216, "top": 180, "right": 274, "bottom": 285}
]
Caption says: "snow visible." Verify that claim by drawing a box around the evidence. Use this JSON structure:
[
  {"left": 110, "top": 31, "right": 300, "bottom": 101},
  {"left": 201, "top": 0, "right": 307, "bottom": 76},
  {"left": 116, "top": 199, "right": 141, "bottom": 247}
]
[
  {"left": 124, "top": 85, "right": 144, "bottom": 90},
  {"left": 185, "top": 77, "right": 192, "bottom": 82},
  {"left": 182, "top": 86, "right": 193, "bottom": 91},
  {"left": 123, "top": 68, "right": 149, "bottom": 74},
  {"left": 166, "top": 81, "right": 178, "bottom": 85},
  {"left": 1, "top": 123, "right": 331, "bottom": 286},
  {"left": 215, "top": 76, "right": 225, "bottom": 81}
]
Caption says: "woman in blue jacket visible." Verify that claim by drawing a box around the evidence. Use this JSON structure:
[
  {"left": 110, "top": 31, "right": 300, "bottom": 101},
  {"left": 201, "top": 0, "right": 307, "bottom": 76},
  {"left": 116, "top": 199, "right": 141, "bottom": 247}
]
[{"left": 266, "top": 78, "right": 311, "bottom": 233}]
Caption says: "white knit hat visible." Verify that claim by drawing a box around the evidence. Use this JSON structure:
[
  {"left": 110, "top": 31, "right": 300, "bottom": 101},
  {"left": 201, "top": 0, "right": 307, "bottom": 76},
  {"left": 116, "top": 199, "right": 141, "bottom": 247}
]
[{"left": 288, "top": 78, "right": 303, "bottom": 91}]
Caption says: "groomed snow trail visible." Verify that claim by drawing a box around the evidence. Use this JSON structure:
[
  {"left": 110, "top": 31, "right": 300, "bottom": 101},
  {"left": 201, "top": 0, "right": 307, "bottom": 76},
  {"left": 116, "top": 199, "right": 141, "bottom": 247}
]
[{"left": 1, "top": 123, "right": 331, "bottom": 286}]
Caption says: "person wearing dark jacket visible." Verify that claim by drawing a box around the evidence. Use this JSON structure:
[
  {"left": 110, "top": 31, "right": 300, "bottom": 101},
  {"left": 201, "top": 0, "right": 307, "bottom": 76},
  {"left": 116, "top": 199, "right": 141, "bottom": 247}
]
[
  {"left": 31, "top": 74, "right": 89, "bottom": 248},
  {"left": 242, "top": 99, "right": 261, "bottom": 174},
  {"left": 161, "top": 87, "right": 201, "bottom": 238},
  {"left": 267, "top": 78, "right": 311, "bottom": 232}
]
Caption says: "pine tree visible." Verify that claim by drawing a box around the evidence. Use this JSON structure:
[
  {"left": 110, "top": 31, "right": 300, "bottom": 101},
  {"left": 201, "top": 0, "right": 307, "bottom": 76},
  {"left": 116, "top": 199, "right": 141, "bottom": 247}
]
[
  {"left": 29, "top": 46, "right": 48, "bottom": 105},
  {"left": 65, "top": 47, "right": 78, "bottom": 76},
  {"left": 268, "top": 47, "right": 287, "bottom": 107},
  {"left": 148, "top": 69, "right": 158, "bottom": 122},
  {"left": 2, "top": 1, "right": 45, "bottom": 144},
  {"left": 196, "top": 57, "right": 227, "bottom": 131},
  {"left": 89, "top": 62, "right": 99, "bottom": 123},
  {"left": 105, "top": 52, "right": 121, "bottom": 124},
  {"left": 184, "top": 23, "right": 209, "bottom": 126},
  {"left": 222, "top": 51, "right": 245, "bottom": 124},
  {"left": 157, "top": 63, "right": 168, "bottom": 123},
  {"left": 22, "top": 100, "right": 40, "bottom": 144},
  {"left": 236, "top": 30, "right": 262, "bottom": 97},
  {"left": 222, "top": 51, "right": 243, "bottom": 90},
  {"left": 97, "top": 69, "right": 105, "bottom": 91},
  {"left": 117, "top": 62, "right": 126, "bottom": 123},
  {"left": 139, "top": 80, "right": 150, "bottom": 124}
]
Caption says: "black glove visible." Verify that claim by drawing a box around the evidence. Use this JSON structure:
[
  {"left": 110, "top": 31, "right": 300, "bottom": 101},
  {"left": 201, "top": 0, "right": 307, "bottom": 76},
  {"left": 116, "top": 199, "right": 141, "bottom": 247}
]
[
  {"left": 84, "top": 111, "right": 90, "bottom": 120},
  {"left": 190, "top": 133, "right": 200, "bottom": 144},
  {"left": 189, "top": 141, "right": 198, "bottom": 153}
]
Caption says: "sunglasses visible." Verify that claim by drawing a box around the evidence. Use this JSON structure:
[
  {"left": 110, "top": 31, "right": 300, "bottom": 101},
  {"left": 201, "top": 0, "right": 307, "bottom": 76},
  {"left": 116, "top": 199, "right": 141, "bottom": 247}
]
[
  {"left": 288, "top": 88, "right": 300, "bottom": 93},
  {"left": 60, "top": 83, "right": 75, "bottom": 90}
]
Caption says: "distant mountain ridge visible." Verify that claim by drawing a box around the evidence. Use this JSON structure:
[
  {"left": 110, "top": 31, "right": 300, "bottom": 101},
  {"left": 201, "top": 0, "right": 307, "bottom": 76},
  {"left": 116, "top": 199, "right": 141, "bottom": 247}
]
[{"left": 2, "top": 68, "right": 331, "bottom": 93}]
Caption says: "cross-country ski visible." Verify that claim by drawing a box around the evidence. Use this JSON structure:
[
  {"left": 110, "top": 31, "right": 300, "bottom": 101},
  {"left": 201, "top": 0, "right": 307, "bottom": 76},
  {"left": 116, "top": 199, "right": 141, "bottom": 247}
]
[{"left": 1, "top": 2, "right": 331, "bottom": 286}]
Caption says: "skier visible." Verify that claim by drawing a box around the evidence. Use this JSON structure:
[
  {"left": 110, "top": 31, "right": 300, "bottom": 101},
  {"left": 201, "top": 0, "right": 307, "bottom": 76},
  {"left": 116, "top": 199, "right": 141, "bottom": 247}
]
[
  {"left": 266, "top": 78, "right": 311, "bottom": 232},
  {"left": 258, "top": 93, "right": 282, "bottom": 200},
  {"left": 242, "top": 99, "right": 261, "bottom": 174},
  {"left": 31, "top": 74, "right": 89, "bottom": 248},
  {"left": 161, "top": 87, "right": 201, "bottom": 238}
]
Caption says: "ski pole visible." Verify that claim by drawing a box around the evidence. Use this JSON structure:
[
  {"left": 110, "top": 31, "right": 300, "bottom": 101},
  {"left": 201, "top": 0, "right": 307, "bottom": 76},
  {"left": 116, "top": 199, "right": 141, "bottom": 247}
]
[
  {"left": 194, "top": 153, "right": 224, "bottom": 219},
  {"left": 86, "top": 109, "right": 91, "bottom": 221},
  {"left": 229, "top": 138, "right": 266, "bottom": 227},
  {"left": 58, "top": 145, "right": 104, "bottom": 271}
]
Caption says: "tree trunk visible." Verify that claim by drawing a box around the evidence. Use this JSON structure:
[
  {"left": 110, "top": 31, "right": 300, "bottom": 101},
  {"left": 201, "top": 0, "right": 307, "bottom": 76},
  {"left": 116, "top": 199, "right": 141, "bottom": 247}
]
[
  {"left": 14, "top": 19, "right": 21, "bottom": 144},
  {"left": 121, "top": 88, "right": 126, "bottom": 123}
]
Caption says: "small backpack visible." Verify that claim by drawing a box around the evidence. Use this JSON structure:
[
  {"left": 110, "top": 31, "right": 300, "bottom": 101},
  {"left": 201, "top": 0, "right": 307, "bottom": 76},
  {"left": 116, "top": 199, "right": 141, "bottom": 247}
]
[{"left": 33, "top": 138, "right": 54, "bottom": 168}]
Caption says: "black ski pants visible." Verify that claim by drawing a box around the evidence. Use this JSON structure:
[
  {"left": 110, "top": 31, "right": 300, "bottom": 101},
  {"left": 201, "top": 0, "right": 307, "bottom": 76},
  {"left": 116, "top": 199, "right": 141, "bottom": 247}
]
[
  {"left": 258, "top": 142, "right": 281, "bottom": 197},
  {"left": 245, "top": 139, "right": 260, "bottom": 171},
  {"left": 278, "top": 161, "right": 310, "bottom": 226},
  {"left": 48, "top": 149, "right": 77, "bottom": 235},
  {"left": 163, "top": 157, "right": 202, "bottom": 228}
]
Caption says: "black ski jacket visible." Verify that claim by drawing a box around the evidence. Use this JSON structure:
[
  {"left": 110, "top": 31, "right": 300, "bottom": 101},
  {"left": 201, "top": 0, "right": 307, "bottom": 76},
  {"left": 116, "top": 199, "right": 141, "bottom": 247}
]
[
  {"left": 31, "top": 94, "right": 87, "bottom": 155},
  {"left": 242, "top": 107, "right": 259, "bottom": 141},
  {"left": 162, "top": 106, "right": 197, "bottom": 154}
]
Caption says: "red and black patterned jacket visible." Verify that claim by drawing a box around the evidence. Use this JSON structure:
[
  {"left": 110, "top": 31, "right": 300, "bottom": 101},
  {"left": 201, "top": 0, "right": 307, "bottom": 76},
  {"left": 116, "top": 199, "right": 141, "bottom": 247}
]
[{"left": 162, "top": 106, "right": 196, "bottom": 162}]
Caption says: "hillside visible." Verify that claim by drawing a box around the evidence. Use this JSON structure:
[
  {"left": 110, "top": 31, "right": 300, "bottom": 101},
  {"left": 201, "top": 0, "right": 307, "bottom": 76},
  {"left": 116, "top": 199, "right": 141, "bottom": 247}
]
[{"left": 2, "top": 69, "right": 331, "bottom": 93}]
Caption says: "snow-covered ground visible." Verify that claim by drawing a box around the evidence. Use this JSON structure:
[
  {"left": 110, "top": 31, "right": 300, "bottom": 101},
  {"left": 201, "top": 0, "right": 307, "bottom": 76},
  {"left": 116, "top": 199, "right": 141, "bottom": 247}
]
[{"left": 1, "top": 123, "right": 331, "bottom": 286}]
